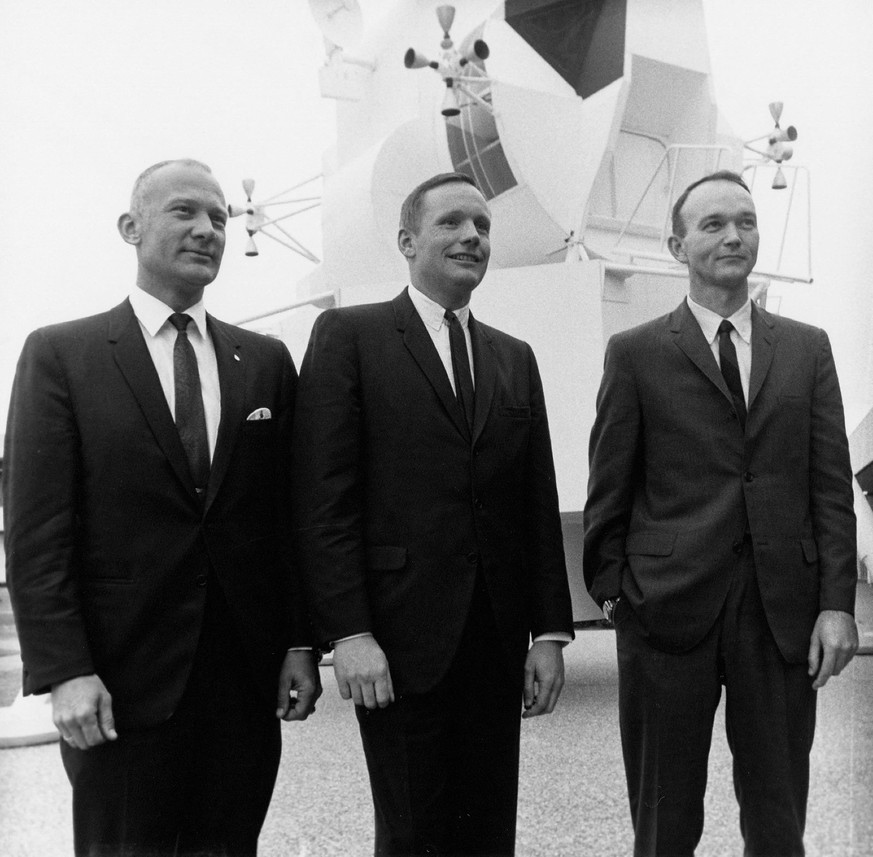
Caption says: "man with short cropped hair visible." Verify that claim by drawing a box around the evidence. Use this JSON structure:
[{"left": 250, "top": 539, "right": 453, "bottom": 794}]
[
  {"left": 584, "top": 170, "right": 858, "bottom": 856},
  {"left": 293, "top": 171, "right": 574, "bottom": 856},
  {"left": 4, "top": 159, "right": 321, "bottom": 856}
]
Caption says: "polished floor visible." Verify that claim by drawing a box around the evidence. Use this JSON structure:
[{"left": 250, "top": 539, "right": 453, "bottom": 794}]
[{"left": 1, "top": 586, "right": 871, "bottom": 857}]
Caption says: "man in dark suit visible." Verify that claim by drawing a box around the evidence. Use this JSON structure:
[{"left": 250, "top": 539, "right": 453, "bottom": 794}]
[
  {"left": 292, "top": 172, "right": 574, "bottom": 856},
  {"left": 3, "top": 159, "right": 321, "bottom": 856},
  {"left": 583, "top": 170, "right": 858, "bottom": 856}
]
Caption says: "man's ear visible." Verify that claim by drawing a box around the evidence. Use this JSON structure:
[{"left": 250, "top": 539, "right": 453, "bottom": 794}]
[
  {"left": 117, "top": 212, "right": 141, "bottom": 246},
  {"left": 667, "top": 234, "right": 686, "bottom": 263},
  {"left": 398, "top": 228, "right": 415, "bottom": 259}
]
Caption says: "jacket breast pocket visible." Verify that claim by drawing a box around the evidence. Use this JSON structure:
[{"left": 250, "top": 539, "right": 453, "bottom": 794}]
[
  {"left": 777, "top": 393, "right": 810, "bottom": 410},
  {"left": 238, "top": 418, "right": 277, "bottom": 450},
  {"left": 499, "top": 405, "right": 530, "bottom": 420},
  {"left": 241, "top": 419, "right": 276, "bottom": 435}
]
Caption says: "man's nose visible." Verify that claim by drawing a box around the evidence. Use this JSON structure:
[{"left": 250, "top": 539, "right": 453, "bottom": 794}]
[
  {"left": 459, "top": 220, "right": 479, "bottom": 243},
  {"left": 190, "top": 211, "right": 216, "bottom": 239},
  {"left": 723, "top": 222, "right": 741, "bottom": 244}
]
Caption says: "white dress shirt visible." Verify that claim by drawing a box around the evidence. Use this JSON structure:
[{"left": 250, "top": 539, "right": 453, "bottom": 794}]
[
  {"left": 408, "top": 284, "right": 474, "bottom": 393},
  {"left": 128, "top": 288, "right": 221, "bottom": 459},
  {"left": 686, "top": 295, "right": 752, "bottom": 404}
]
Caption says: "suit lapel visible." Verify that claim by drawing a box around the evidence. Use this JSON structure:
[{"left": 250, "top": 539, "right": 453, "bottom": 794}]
[
  {"left": 748, "top": 304, "right": 776, "bottom": 411},
  {"left": 109, "top": 299, "right": 195, "bottom": 496},
  {"left": 669, "top": 300, "right": 734, "bottom": 406},
  {"left": 204, "top": 316, "right": 245, "bottom": 512},
  {"left": 469, "top": 314, "right": 496, "bottom": 446},
  {"left": 393, "top": 290, "right": 470, "bottom": 440}
]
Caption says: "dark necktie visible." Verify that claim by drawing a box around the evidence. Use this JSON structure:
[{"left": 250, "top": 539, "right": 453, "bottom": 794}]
[
  {"left": 169, "top": 313, "right": 210, "bottom": 492},
  {"left": 717, "top": 319, "right": 747, "bottom": 430},
  {"left": 444, "top": 310, "right": 474, "bottom": 433}
]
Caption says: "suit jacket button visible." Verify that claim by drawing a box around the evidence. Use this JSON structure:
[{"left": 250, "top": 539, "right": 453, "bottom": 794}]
[
  {"left": 466, "top": 552, "right": 479, "bottom": 565},
  {"left": 732, "top": 540, "right": 744, "bottom": 555},
  {"left": 744, "top": 471, "right": 754, "bottom": 482},
  {"left": 474, "top": 498, "right": 484, "bottom": 510},
  {"left": 195, "top": 573, "right": 208, "bottom": 587}
]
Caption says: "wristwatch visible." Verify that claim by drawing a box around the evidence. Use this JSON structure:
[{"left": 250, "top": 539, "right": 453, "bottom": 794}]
[{"left": 602, "top": 597, "right": 621, "bottom": 625}]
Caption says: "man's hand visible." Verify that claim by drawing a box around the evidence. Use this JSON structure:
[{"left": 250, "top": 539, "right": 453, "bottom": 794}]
[
  {"left": 333, "top": 635, "right": 394, "bottom": 709},
  {"left": 51, "top": 674, "right": 117, "bottom": 749},
  {"left": 522, "top": 640, "right": 565, "bottom": 719},
  {"left": 276, "top": 650, "right": 323, "bottom": 721},
  {"left": 808, "top": 609, "right": 859, "bottom": 689}
]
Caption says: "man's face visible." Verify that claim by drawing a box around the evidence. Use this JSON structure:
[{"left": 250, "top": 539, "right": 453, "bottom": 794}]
[
  {"left": 133, "top": 162, "right": 227, "bottom": 295},
  {"left": 400, "top": 181, "right": 491, "bottom": 308},
  {"left": 669, "top": 180, "right": 759, "bottom": 294}
]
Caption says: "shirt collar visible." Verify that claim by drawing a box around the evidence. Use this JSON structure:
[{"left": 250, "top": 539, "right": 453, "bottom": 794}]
[
  {"left": 686, "top": 294, "right": 752, "bottom": 345},
  {"left": 129, "top": 288, "right": 208, "bottom": 339},
  {"left": 408, "top": 284, "right": 470, "bottom": 332}
]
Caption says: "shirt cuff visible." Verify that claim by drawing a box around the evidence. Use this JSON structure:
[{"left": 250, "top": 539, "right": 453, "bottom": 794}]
[
  {"left": 330, "top": 632, "right": 374, "bottom": 647},
  {"left": 533, "top": 632, "right": 573, "bottom": 646}
]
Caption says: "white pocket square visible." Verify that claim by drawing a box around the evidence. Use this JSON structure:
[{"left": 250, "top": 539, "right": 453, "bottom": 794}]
[{"left": 246, "top": 407, "right": 272, "bottom": 421}]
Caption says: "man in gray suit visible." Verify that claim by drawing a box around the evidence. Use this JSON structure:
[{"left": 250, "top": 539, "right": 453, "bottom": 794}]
[{"left": 584, "top": 170, "right": 858, "bottom": 856}]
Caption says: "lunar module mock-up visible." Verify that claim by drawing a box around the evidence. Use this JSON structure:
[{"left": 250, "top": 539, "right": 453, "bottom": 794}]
[{"left": 235, "top": 0, "right": 813, "bottom": 620}]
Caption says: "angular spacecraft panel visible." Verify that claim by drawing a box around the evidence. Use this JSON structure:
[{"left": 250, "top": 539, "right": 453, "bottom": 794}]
[{"left": 505, "top": 0, "right": 627, "bottom": 99}]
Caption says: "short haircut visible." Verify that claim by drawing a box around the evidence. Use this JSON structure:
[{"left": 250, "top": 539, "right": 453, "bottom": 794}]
[
  {"left": 129, "top": 158, "right": 214, "bottom": 215},
  {"left": 399, "top": 172, "right": 481, "bottom": 233},
  {"left": 671, "top": 170, "right": 751, "bottom": 237}
]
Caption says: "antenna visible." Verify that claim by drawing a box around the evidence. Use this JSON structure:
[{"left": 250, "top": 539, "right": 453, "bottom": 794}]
[
  {"left": 404, "top": 5, "right": 492, "bottom": 118},
  {"left": 744, "top": 103, "right": 798, "bottom": 189},
  {"left": 228, "top": 176, "right": 322, "bottom": 262}
]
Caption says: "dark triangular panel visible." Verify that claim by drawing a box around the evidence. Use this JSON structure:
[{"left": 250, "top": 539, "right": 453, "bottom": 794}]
[{"left": 506, "top": 0, "right": 626, "bottom": 99}]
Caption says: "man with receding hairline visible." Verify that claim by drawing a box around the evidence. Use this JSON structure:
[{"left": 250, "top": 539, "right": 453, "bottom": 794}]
[
  {"left": 4, "top": 158, "right": 321, "bottom": 856},
  {"left": 584, "top": 170, "right": 858, "bottom": 856},
  {"left": 293, "top": 171, "right": 574, "bottom": 856}
]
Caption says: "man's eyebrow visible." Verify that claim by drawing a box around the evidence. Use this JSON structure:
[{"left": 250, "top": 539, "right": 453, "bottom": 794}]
[{"left": 163, "top": 195, "right": 226, "bottom": 215}]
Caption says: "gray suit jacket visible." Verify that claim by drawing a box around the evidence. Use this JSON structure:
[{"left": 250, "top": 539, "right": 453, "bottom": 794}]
[{"left": 583, "top": 299, "right": 856, "bottom": 661}]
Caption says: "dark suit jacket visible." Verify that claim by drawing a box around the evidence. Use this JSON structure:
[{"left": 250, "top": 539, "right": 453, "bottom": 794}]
[
  {"left": 292, "top": 288, "right": 573, "bottom": 694},
  {"left": 3, "top": 298, "right": 309, "bottom": 729},
  {"left": 583, "top": 299, "right": 857, "bottom": 662}
]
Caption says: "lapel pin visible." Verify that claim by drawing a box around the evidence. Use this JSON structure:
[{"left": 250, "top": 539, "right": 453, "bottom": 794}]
[{"left": 234, "top": 353, "right": 241, "bottom": 362}]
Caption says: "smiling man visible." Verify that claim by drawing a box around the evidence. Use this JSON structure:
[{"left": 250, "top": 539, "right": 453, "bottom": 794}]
[
  {"left": 583, "top": 170, "right": 858, "bottom": 856},
  {"left": 293, "top": 172, "right": 574, "bottom": 856},
  {"left": 3, "top": 159, "right": 321, "bottom": 856}
]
